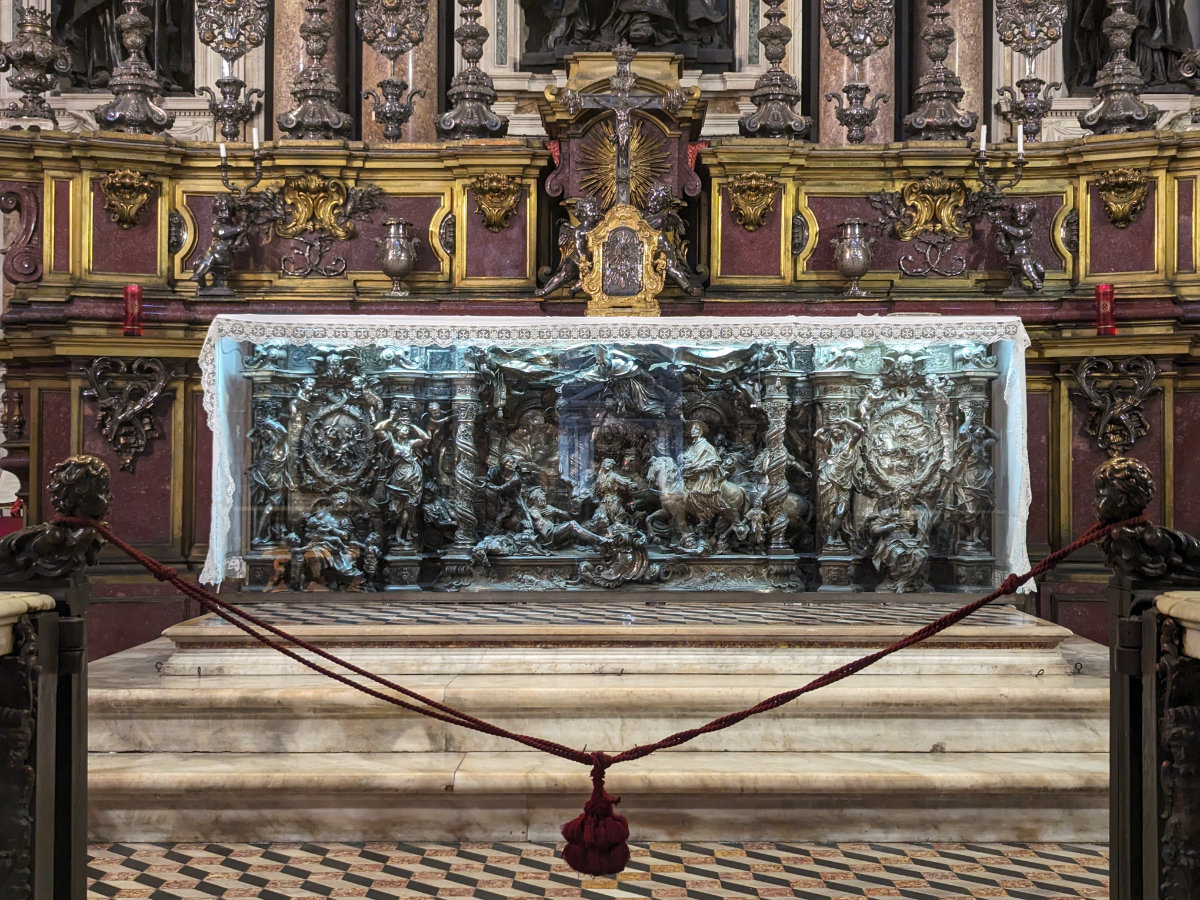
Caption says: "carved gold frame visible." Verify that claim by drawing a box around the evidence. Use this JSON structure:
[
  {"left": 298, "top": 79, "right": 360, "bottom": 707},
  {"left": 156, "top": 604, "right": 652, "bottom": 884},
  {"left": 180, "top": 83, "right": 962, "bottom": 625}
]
[{"left": 578, "top": 203, "right": 666, "bottom": 317}]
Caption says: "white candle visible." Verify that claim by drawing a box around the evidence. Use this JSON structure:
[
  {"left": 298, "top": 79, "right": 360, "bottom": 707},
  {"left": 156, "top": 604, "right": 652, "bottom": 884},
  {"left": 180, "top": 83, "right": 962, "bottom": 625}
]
[
  {"left": 219, "top": 142, "right": 227, "bottom": 160},
  {"left": 979, "top": 125, "right": 987, "bottom": 154},
  {"left": 252, "top": 128, "right": 259, "bottom": 151},
  {"left": 1017, "top": 125, "right": 1024, "bottom": 157}
]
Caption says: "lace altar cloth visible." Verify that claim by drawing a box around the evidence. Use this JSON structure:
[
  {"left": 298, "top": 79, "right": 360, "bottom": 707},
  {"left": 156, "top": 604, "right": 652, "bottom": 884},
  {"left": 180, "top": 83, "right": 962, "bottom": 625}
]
[{"left": 198, "top": 314, "right": 1032, "bottom": 589}]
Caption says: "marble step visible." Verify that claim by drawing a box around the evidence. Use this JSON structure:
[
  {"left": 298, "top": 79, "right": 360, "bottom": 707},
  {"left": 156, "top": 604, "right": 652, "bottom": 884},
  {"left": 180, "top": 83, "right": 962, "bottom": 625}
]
[
  {"left": 89, "top": 673, "right": 1108, "bottom": 756},
  {"left": 87, "top": 749, "right": 1109, "bottom": 843}
]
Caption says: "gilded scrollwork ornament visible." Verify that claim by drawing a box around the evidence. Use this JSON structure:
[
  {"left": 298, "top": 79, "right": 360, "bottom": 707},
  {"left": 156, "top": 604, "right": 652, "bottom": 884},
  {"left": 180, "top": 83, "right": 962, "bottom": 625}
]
[
  {"left": 99, "top": 170, "right": 157, "bottom": 230},
  {"left": 727, "top": 173, "right": 778, "bottom": 232},
  {"left": 82, "top": 358, "right": 170, "bottom": 472},
  {"left": 470, "top": 174, "right": 523, "bottom": 232},
  {"left": 1096, "top": 167, "right": 1150, "bottom": 229}
]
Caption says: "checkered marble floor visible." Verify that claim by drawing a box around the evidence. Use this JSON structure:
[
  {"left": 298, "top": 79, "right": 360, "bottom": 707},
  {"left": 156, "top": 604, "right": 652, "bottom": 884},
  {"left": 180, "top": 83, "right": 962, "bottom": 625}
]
[
  {"left": 88, "top": 841, "right": 1109, "bottom": 899},
  {"left": 195, "top": 600, "right": 1035, "bottom": 629}
]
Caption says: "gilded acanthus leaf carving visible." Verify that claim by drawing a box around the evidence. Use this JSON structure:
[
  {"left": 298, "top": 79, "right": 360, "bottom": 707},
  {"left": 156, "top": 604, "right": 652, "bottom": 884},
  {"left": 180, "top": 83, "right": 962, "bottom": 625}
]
[
  {"left": 894, "top": 173, "right": 973, "bottom": 242},
  {"left": 99, "top": 169, "right": 156, "bottom": 230},
  {"left": 727, "top": 173, "right": 779, "bottom": 232},
  {"left": 265, "top": 170, "right": 383, "bottom": 242},
  {"left": 470, "top": 174, "right": 523, "bottom": 232},
  {"left": 1096, "top": 167, "right": 1149, "bottom": 229}
]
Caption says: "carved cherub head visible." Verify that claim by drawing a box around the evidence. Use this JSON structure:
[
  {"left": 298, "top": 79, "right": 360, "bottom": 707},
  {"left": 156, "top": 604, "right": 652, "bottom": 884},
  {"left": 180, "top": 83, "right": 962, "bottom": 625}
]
[
  {"left": 1012, "top": 199, "right": 1037, "bottom": 226},
  {"left": 575, "top": 196, "right": 602, "bottom": 229},
  {"left": 1094, "top": 456, "right": 1154, "bottom": 523},
  {"left": 49, "top": 455, "right": 112, "bottom": 521}
]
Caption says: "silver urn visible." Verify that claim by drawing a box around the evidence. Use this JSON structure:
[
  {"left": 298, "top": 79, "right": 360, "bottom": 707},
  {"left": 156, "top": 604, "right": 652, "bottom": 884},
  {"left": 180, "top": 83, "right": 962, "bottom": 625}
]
[
  {"left": 377, "top": 217, "right": 420, "bottom": 297},
  {"left": 830, "top": 218, "right": 875, "bottom": 298}
]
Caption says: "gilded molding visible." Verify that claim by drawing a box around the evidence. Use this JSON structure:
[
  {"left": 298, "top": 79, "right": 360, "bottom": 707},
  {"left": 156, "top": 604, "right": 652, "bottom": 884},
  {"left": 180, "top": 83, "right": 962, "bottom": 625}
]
[
  {"left": 470, "top": 174, "right": 523, "bottom": 232},
  {"left": 99, "top": 169, "right": 156, "bottom": 230},
  {"left": 727, "top": 173, "right": 778, "bottom": 232},
  {"left": 578, "top": 203, "right": 666, "bottom": 317},
  {"left": 1096, "top": 167, "right": 1149, "bottom": 229}
]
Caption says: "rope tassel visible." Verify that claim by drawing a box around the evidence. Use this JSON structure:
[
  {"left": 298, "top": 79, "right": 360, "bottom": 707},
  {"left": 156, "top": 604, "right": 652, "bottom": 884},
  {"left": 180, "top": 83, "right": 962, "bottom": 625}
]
[{"left": 562, "top": 756, "right": 630, "bottom": 876}]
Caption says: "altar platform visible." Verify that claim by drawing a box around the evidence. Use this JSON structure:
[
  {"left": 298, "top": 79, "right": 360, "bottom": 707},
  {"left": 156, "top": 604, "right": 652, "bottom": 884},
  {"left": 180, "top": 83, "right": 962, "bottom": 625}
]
[{"left": 88, "top": 594, "right": 1108, "bottom": 845}]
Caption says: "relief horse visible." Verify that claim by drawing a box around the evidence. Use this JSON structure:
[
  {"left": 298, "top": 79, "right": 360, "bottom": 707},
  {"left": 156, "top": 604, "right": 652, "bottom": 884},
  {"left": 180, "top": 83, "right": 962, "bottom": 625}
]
[{"left": 645, "top": 455, "right": 749, "bottom": 552}]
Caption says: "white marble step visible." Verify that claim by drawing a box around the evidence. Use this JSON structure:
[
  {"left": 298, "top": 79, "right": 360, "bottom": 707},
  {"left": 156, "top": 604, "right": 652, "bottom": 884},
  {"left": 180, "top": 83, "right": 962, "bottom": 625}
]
[
  {"left": 89, "top": 641, "right": 1108, "bottom": 755},
  {"left": 87, "top": 749, "right": 1109, "bottom": 843}
]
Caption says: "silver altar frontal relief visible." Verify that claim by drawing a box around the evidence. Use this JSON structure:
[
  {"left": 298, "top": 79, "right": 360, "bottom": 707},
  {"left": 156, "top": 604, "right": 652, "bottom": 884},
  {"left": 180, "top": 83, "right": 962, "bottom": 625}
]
[{"left": 199, "top": 315, "right": 1031, "bottom": 594}]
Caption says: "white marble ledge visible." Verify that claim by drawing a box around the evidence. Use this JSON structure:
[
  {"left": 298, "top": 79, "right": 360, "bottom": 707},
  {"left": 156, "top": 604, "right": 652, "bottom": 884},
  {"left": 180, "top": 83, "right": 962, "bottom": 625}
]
[
  {"left": 1158, "top": 591, "right": 1200, "bottom": 659},
  {"left": 0, "top": 592, "right": 55, "bottom": 655}
]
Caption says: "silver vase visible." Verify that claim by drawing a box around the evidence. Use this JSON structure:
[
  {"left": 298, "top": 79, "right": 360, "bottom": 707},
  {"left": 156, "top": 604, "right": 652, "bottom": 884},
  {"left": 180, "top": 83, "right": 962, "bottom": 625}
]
[
  {"left": 377, "top": 217, "right": 420, "bottom": 297},
  {"left": 831, "top": 218, "right": 875, "bottom": 298}
]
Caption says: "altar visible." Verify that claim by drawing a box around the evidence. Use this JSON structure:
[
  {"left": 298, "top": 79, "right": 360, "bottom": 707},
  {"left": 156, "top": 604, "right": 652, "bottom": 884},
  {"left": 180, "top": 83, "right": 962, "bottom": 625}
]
[{"left": 200, "top": 314, "right": 1032, "bottom": 595}]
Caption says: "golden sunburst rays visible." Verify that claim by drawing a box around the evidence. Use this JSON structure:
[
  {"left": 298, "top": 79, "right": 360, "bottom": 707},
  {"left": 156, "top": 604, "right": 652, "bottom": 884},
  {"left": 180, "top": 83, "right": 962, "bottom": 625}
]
[{"left": 577, "top": 117, "right": 671, "bottom": 210}]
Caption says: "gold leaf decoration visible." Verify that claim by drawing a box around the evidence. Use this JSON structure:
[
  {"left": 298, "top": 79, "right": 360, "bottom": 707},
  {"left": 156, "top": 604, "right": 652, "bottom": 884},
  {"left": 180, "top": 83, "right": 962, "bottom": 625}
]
[
  {"left": 99, "top": 169, "right": 156, "bottom": 230},
  {"left": 894, "top": 172, "right": 972, "bottom": 242},
  {"left": 578, "top": 117, "right": 670, "bottom": 210},
  {"left": 470, "top": 174, "right": 523, "bottom": 232},
  {"left": 274, "top": 171, "right": 355, "bottom": 241},
  {"left": 727, "top": 172, "right": 779, "bottom": 232},
  {"left": 1096, "top": 167, "right": 1149, "bottom": 230}
]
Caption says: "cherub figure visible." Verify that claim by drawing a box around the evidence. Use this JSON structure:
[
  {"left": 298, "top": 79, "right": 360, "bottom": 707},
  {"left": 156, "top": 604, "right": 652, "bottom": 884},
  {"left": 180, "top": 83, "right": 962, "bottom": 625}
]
[
  {"left": 193, "top": 193, "right": 249, "bottom": 294},
  {"left": 643, "top": 183, "right": 702, "bottom": 296},
  {"left": 536, "top": 196, "right": 604, "bottom": 297},
  {"left": 992, "top": 199, "right": 1045, "bottom": 294}
]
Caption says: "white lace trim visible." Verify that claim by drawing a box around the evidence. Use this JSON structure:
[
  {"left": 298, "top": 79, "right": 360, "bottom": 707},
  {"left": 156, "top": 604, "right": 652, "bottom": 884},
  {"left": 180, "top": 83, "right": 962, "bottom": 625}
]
[{"left": 199, "top": 313, "right": 1033, "bottom": 591}]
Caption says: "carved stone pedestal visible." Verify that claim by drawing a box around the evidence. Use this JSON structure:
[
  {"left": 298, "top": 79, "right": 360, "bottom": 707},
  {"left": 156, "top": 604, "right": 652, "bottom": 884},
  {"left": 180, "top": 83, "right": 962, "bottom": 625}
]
[
  {"left": 948, "top": 555, "right": 995, "bottom": 592},
  {"left": 382, "top": 552, "right": 421, "bottom": 589},
  {"left": 818, "top": 551, "right": 862, "bottom": 592}
]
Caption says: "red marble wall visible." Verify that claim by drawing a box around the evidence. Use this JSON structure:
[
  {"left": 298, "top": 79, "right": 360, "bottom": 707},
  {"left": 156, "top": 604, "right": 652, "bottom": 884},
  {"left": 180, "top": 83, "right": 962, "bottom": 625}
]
[
  {"left": 465, "top": 192, "right": 528, "bottom": 279},
  {"left": 37, "top": 390, "right": 70, "bottom": 520},
  {"left": 88, "top": 599, "right": 193, "bottom": 661},
  {"left": 720, "top": 187, "right": 783, "bottom": 278},
  {"left": 1174, "top": 389, "right": 1200, "bottom": 536},
  {"left": 1178, "top": 178, "right": 1195, "bottom": 274},
  {"left": 1089, "top": 182, "right": 1157, "bottom": 275},
  {"left": 80, "top": 391, "right": 175, "bottom": 546},
  {"left": 90, "top": 183, "right": 158, "bottom": 275},
  {"left": 1025, "top": 389, "right": 1052, "bottom": 554},
  {"left": 191, "top": 398, "right": 212, "bottom": 556},
  {"left": 52, "top": 180, "right": 70, "bottom": 273}
]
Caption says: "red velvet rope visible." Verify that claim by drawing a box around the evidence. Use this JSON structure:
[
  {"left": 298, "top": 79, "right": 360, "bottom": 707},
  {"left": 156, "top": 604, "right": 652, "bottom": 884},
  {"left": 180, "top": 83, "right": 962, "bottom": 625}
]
[{"left": 57, "top": 515, "right": 1132, "bottom": 874}]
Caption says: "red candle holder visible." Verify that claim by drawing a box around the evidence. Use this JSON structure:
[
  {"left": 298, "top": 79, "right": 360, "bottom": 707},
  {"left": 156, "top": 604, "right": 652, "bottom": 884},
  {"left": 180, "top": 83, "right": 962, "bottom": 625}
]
[
  {"left": 1095, "top": 283, "right": 1117, "bottom": 336},
  {"left": 123, "top": 284, "right": 143, "bottom": 336}
]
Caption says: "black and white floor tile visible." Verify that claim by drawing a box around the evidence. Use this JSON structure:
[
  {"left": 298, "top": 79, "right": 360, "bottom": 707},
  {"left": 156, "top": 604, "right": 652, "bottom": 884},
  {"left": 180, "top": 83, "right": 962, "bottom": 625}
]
[
  {"left": 88, "top": 841, "right": 1109, "bottom": 899},
  {"left": 195, "top": 600, "right": 1034, "bottom": 630}
]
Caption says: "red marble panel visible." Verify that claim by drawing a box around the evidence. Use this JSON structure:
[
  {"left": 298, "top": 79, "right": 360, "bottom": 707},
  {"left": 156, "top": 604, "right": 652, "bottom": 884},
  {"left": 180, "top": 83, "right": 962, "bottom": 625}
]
[
  {"left": 88, "top": 599, "right": 191, "bottom": 660},
  {"left": 52, "top": 179, "right": 70, "bottom": 272},
  {"left": 193, "top": 399, "right": 213, "bottom": 545},
  {"left": 37, "top": 390, "right": 70, "bottom": 519},
  {"left": 1178, "top": 178, "right": 1195, "bottom": 274},
  {"left": 720, "top": 187, "right": 783, "bottom": 277},
  {"left": 1089, "top": 181, "right": 1156, "bottom": 275},
  {"left": 332, "top": 196, "right": 445, "bottom": 274},
  {"left": 805, "top": 195, "right": 1065, "bottom": 274},
  {"left": 1174, "top": 390, "right": 1200, "bottom": 535},
  {"left": 81, "top": 392, "right": 174, "bottom": 544},
  {"left": 465, "top": 192, "right": 528, "bottom": 279},
  {"left": 1039, "top": 582, "right": 1109, "bottom": 645},
  {"left": 91, "top": 182, "right": 158, "bottom": 275},
  {"left": 1026, "top": 390, "right": 1051, "bottom": 550}
]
